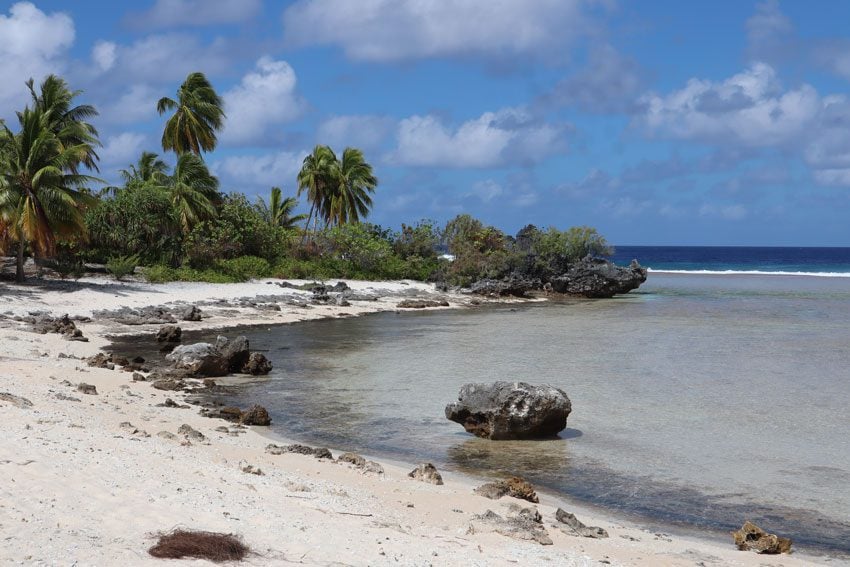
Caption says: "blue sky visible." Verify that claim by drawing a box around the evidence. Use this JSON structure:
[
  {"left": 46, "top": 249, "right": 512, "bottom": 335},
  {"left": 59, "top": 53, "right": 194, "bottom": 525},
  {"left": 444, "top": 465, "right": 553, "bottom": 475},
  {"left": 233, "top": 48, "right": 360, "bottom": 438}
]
[{"left": 2, "top": 0, "right": 850, "bottom": 245}]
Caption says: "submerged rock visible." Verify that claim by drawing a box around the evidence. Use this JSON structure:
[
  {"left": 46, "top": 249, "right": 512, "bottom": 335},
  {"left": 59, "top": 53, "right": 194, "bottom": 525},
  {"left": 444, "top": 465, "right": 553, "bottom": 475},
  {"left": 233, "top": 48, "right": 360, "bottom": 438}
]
[
  {"left": 445, "top": 382, "right": 571, "bottom": 440},
  {"left": 732, "top": 521, "right": 792, "bottom": 554},
  {"left": 397, "top": 298, "right": 450, "bottom": 309},
  {"left": 408, "top": 463, "right": 444, "bottom": 485},
  {"left": 241, "top": 352, "right": 272, "bottom": 375},
  {"left": 555, "top": 508, "right": 609, "bottom": 538},
  {"left": 550, "top": 257, "right": 647, "bottom": 298}
]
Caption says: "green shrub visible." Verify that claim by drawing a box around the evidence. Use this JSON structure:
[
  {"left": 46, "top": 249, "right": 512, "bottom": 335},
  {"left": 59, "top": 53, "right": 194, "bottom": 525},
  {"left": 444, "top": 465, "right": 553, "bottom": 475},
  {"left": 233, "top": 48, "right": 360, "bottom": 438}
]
[
  {"left": 106, "top": 255, "right": 139, "bottom": 281},
  {"left": 214, "top": 256, "right": 271, "bottom": 281},
  {"left": 143, "top": 265, "right": 237, "bottom": 284}
]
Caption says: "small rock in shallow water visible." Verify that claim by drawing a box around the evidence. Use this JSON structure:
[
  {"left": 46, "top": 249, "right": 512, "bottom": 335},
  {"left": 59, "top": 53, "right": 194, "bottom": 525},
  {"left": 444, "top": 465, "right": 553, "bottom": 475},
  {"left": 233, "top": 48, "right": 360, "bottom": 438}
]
[
  {"left": 239, "top": 404, "right": 271, "bottom": 426},
  {"left": 732, "top": 521, "right": 791, "bottom": 554},
  {"left": 408, "top": 463, "right": 444, "bottom": 485}
]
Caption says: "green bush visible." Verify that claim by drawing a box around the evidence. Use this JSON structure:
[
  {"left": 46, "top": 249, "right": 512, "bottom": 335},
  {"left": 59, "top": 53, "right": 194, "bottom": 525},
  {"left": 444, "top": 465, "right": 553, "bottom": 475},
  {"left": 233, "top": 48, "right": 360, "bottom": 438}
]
[
  {"left": 106, "top": 255, "right": 139, "bottom": 280},
  {"left": 214, "top": 256, "right": 271, "bottom": 281},
  {"left": 143, "top": 265, "right": 237, "bottom": 284}
]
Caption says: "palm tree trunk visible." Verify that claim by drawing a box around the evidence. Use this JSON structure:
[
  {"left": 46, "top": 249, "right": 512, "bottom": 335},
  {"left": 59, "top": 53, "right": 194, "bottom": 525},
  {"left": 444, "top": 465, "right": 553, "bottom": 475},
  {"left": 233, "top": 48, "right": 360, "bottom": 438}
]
[
  {"left": 300, "top": 204, "right": 315, "bottom": 246},
  {"left": 16, "top": 239, "right": 25, "bottom": 283}
]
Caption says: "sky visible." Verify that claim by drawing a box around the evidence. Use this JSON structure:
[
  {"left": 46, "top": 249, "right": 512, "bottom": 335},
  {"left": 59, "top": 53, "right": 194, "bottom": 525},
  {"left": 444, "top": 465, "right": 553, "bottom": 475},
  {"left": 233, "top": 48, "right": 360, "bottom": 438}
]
[{"left": 1, "top": 0, "right": 850, "bottom": 246}]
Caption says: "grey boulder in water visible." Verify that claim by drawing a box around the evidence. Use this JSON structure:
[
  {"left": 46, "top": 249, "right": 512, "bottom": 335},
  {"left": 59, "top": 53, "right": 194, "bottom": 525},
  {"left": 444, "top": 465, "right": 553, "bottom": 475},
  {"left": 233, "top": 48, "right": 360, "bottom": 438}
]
[
  {"left": 550, "top": 257, "right": 647, "bottom": 298},
  {"left": 445, "top": 381, "right": 571, "bottom": 440}
]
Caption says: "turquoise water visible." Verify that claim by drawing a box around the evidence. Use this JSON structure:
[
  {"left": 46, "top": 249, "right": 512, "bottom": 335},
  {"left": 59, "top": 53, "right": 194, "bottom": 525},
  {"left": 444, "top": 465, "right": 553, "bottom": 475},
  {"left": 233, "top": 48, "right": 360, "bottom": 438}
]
[{"left": 113, "top": 273, "right": 850, "bottom": 556}]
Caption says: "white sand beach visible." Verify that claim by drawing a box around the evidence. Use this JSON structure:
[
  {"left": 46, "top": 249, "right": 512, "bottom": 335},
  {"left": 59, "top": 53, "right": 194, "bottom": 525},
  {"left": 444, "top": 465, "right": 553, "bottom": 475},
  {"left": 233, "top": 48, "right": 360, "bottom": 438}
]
[{"left": 0, "top": 278, "right": 834, "bottom": 566}]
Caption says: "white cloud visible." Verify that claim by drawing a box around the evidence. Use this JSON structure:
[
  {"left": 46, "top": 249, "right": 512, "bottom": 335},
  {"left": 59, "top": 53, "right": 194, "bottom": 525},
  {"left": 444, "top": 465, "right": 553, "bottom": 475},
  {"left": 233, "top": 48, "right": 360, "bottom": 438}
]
[
  {"left": 544, "top": 44, "right": 644, "bottom": 113},
  {"left": 221, "top": 57, "right": 304, "bottom": 147},
  {"left": 100, "top": 84, "right": 159, "bottom": 125},
  {"left": 282, "top": 0, "right": 595, "bottom": 62},
  {"left": 212, "top": 150, "right": 306, "bottom": 190},
  {"left": 390, "top": 107, "right": 568, "bottom": 168},
  {"left": 99, "top": 132, "right": 148, "bottom": 170},
  {"left": 106, "top": 33, "right": 232, "bottom": 83},
  {"left": 316, "top": 115, "right": 395, "bottom": 151},
  {"left": 638, "top": 63, "right": 821, "bottom": 147},
  {"left": 92, "top": 40, "right": 116, "bottom": 72},
  {"left": 0, "top": 2, "right": 74, "bottom": 112},
  {"left": 746, "top": 0, "right": 793, "bottom": 54},
  {"left": 130, "top": 0, "right": 262, "bottom": 28},
  {"left": 467, "top": 179, "right": 503, "bottom": 203}
]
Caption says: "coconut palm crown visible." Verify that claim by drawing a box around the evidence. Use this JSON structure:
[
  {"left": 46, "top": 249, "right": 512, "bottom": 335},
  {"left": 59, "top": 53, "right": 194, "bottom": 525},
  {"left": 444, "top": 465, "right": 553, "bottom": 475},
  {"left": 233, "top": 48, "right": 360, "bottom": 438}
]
[{"left": 157, "top": 72, "right": 225, "bottom": 155}]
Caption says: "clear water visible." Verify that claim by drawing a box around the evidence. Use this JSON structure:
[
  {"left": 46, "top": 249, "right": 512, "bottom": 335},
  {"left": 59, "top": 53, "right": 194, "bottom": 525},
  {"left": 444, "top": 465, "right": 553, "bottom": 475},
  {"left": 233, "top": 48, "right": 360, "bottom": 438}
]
[{"left": 113, "top": 273, "right": 850, "bottom": 555}]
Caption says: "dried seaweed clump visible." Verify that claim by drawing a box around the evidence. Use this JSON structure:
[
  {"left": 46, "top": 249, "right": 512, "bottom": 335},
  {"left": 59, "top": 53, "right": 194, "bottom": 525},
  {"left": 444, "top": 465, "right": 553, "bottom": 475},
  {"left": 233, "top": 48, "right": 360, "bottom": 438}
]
[{"left": 148, "top": 529, "right": 250, "bottom": 562}]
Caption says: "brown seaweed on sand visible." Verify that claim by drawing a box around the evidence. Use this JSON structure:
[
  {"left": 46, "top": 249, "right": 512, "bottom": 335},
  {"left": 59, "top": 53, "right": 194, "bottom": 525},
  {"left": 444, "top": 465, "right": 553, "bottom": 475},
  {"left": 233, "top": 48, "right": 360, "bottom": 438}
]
[{"left": 148, "top": 529, "right": 250, "bottom": 562}]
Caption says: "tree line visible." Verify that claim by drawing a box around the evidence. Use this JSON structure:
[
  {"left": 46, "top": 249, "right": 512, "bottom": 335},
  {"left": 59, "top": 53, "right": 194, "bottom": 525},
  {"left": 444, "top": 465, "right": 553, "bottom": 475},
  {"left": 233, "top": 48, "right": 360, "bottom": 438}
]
[{"left": 0, "top": 72, "right": 611, "bottom": 285}]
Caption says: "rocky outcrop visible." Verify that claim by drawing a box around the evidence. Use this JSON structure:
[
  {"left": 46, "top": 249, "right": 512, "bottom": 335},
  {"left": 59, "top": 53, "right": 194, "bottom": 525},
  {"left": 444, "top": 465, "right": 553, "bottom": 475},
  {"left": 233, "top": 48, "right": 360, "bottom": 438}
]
[
  {"left": 445, "top": 382, "right": 571, "bottom": 440},
  {"left": 550, "top": 257, "right": 647, "bottom": 298},
  {"left": 180, "top": 305, "right": 202, "bottom": 321},
  {"left": 166, "top": 343, "right": 230, "bottom": 377},
  {"left": 732, "top": 521, "right": 792, "bottom": 554},
  {"left": 32, "top": 314, "right": 87, "bottom": 341},
  {"left": 408, "top": 463, "right": 444, "bottom": 485},
  {"left": 469, "top": 275, "right": 541, "bottom": 298},
  {"left": 555, "top": 508, "right": 609, "bottom": 538},
  {"left": 266, "top": 443, "right": 333, "bottom": 459},
  {"left": 165, "top": 336, "right": 272, "bottom": 377}
]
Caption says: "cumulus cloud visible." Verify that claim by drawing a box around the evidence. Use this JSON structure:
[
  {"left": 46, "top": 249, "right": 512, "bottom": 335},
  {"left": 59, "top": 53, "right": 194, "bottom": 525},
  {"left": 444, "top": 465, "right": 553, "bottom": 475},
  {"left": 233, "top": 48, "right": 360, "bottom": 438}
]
[
  {"left": 389, "top": 107, "right": 569, "bottom": 168},
  {"left": 542, "top": 44, "right": 645, "bottom": 113},
  {"left": 0, "top": 2, "right": 74, "bottom": 112},
  {"left": 212, "top": 150, "right": 306, "bottom": 191},
  {"left": 556, "top": 168, "right": 620, "bottom": 198},
  {"left": 103, "top": 33, "right": 233, "bottom": 83},
  {"left": 221, "top": 57, "right": 304, "bottom": 147},
  {"left": 467, "top": 179, "right": 504, "bottom": 203},
  {"left": 282, "top": 0, "right": 595, "bottom": 62},
  {"left": 746, "top": 0, "right": 794, "bottom": 61},
  {"left": 99, "top": 132, "right": 148, "bottom": 172},
  {"left": 99, "top": 84, "right": 159, "bottom": 125},
  {"left": 637, "top": 63, "right": 821, "bottom": 147},
  {"left": 316, "top": 115, "right": 395, "bottom": 152},
  {"left": 129, "top": 0, "right": 262, "bottom": 28},
  {"left": 91, "top": 41, "right": 116, "bottom": 72}
]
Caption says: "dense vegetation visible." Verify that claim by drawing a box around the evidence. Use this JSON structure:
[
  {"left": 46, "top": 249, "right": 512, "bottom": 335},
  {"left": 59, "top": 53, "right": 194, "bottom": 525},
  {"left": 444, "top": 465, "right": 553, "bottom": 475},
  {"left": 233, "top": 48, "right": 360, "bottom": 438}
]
[{"left": 0, "top": 73, "right": 612, "bottom": 285}]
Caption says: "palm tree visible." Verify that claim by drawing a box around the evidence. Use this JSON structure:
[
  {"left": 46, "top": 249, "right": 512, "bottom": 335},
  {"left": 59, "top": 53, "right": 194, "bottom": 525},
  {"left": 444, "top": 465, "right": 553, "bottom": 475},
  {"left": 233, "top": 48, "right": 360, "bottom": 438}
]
[
  {"left": 157, "top": 72, "right": 225, "bottom": 155},
  {"left": 25, "top": 75, "right": 100, "bottom": 173},
  {"left": 168, "top": 153, "right": 219, "bottom": 233},
  {"left": 326, "top": 147, "right": 377, "bottom": 225},
  {"left": 0, "top": 107, "right": 98, "bottom": 282},
  {"left": 297, "top": 145, "right": 337, "bottom": 237},
  {"left": 120, "top": 151, "right": 169, "bottom": 189},
  {"left": 258, "top": 186, "right": 307, "bottom": 229}
]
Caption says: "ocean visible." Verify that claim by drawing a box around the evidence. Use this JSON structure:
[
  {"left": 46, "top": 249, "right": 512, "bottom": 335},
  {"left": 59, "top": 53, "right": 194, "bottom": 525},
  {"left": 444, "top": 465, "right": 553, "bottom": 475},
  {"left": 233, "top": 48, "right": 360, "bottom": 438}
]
[{"left": 111, "top": 247, "right": 850, "bottom": 558}]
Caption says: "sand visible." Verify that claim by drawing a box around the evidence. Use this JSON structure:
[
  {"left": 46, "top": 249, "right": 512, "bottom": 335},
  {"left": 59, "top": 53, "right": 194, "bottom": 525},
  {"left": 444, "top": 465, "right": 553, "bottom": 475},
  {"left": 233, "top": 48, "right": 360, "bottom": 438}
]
[{"left": 0, "top": 277, "right": 836, "bottom": 566}]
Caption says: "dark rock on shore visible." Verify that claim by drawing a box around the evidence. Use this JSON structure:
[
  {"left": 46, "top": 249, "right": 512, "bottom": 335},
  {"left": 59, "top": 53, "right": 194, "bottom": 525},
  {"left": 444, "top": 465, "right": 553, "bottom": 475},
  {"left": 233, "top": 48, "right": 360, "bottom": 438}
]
[
  {"left": 266, "top": 443, "right": 332, "bottom": 459},
  {"left": 156, "top": 325, "right": 182, "bottom": 343},
  {"left": 732, "top": 521, "right": 792, "bottom": 554},
  {"left": 76, "top": 383, "right": 97, "bottom": 395},
  {"left": 32, "top": 314, "right": 88, "bottom": 341},
  {"left": 550, "top": 257, "right": 647, "bottom": 298},
  {"left": 166, "top": 343, "right": 230, "bottom": 377},
  {"left": 242, "top": 352, "right": 272, "bottom": 375},
  {"left": 446, "top": 381, "right": 571, "bottom": 440},
  {"left": 240, "top": 404, "right": 271, "bottom": 426},
  {"left": 408, "top": 463, "right": 444, "bottom": 485},
  {"left": 180, "top": 305, "right": 202, "bottom": 321},
  {"left": 397, "top": 298, "right": 450, "bottom": 309},
  {"left": 200, "top": 406, "right": 244, "bottom": 422},
  {"left": 555, "top": 508, "right": 609, "bottom": 538},
  {"left": 215, "top": 335, "right": 250, "bottom": 372},
  {"left": 469, "top": 275, "right": 541, "bottom": 298}
]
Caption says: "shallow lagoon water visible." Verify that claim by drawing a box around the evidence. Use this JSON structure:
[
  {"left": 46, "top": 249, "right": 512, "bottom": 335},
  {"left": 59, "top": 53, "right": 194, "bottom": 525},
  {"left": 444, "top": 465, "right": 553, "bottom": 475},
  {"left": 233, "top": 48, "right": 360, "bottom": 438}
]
[{"left": 115, "top": 274, "right": 850, "bottom": 555}]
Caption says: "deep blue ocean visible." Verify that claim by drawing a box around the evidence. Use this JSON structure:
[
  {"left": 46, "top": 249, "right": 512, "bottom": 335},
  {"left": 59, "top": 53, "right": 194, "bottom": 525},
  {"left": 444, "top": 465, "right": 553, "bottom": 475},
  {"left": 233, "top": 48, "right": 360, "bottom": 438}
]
[{"left": 612, "top": 245, "right": 850, "bottom": 275}]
